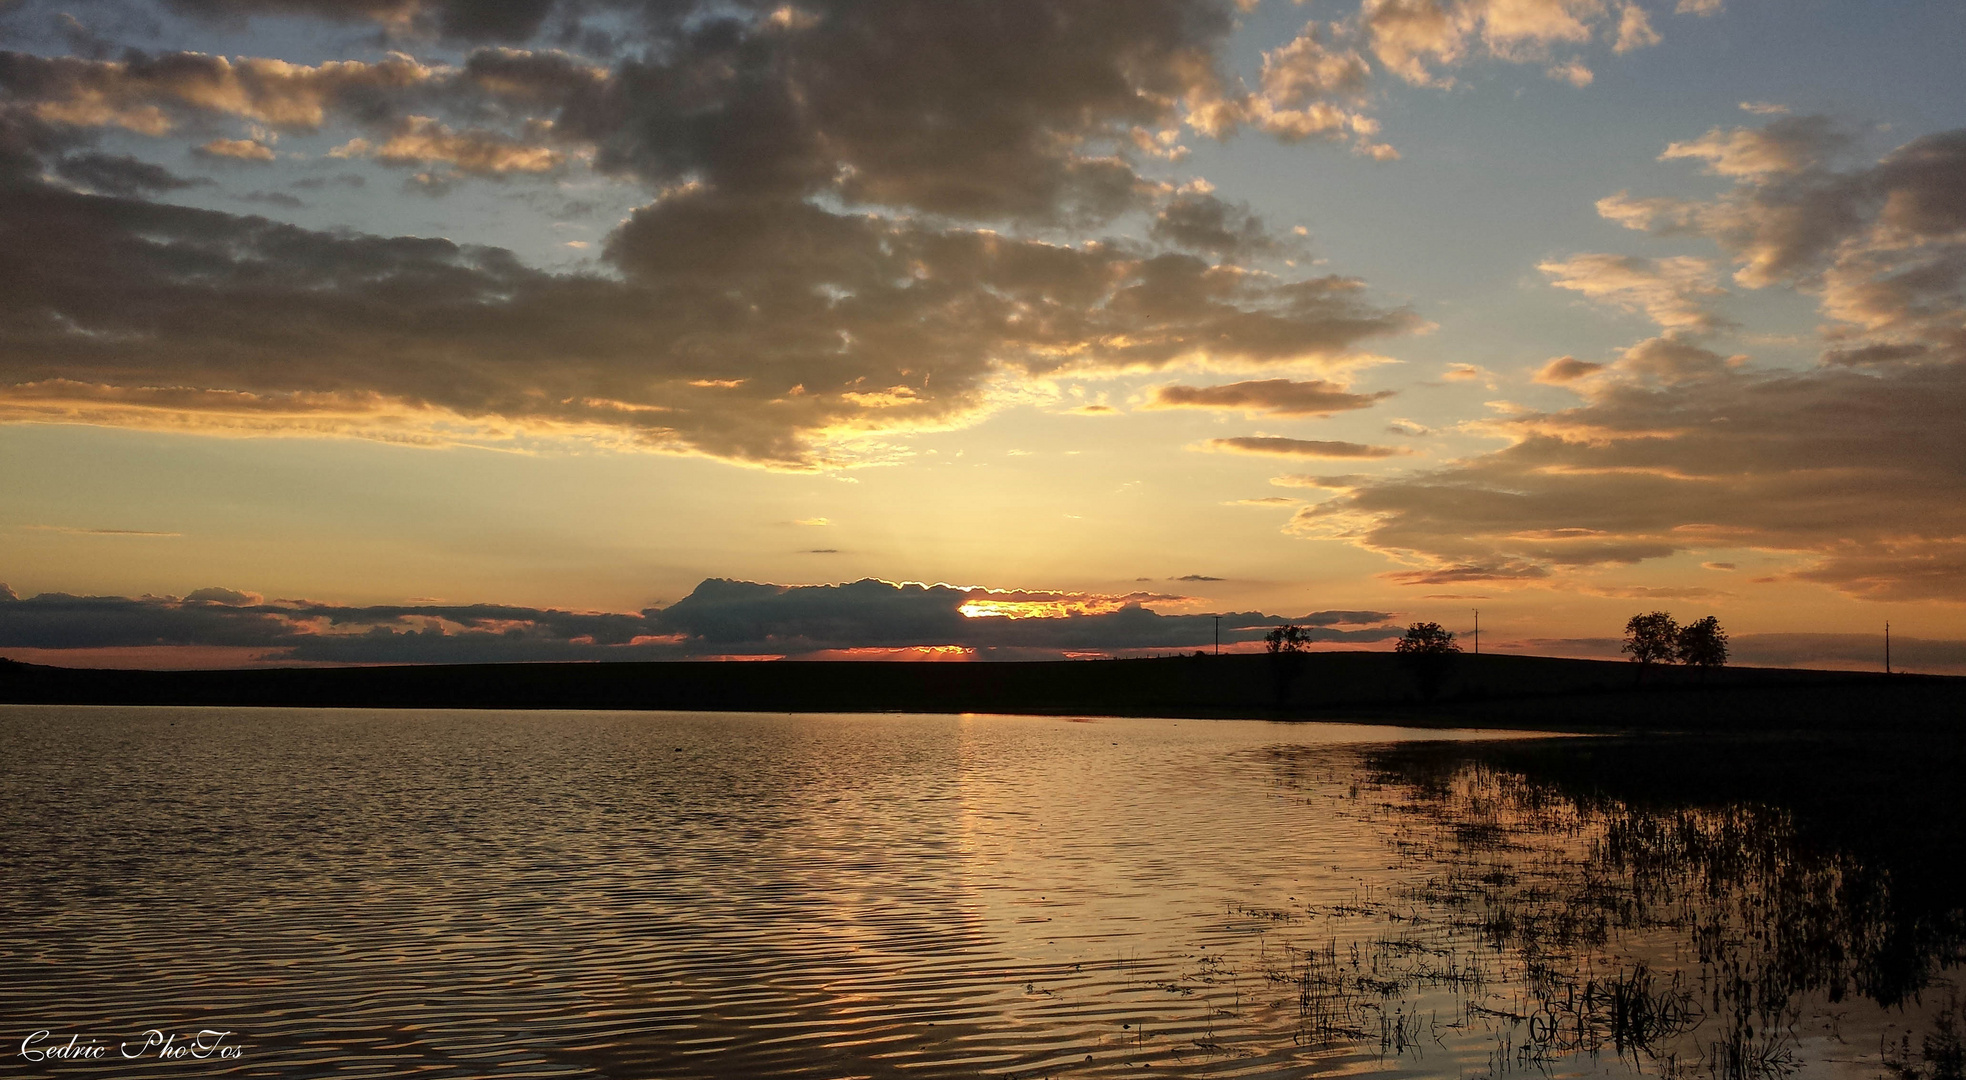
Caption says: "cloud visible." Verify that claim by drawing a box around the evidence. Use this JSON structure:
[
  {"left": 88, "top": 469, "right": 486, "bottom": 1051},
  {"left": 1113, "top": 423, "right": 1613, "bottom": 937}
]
[
  {"left": 164, "top": 0, "right": 562, "bottom": 43},
  {"left": 1610, "top": 335, "right": 1740, "bottom": 383},
  {"left": 1218, "top": 21, "right": 1391, "bottom": 157},
  {"left": 543, "top": 1, "right": 1247, "bottom": 223},
  {"left": 1271, "top": 473, "right": 1366, "bottom": 489},
  {"left": 1604, "top": 120, "right": 1966, "bottom": 345},
  {"left": 1146, "top": 378, "right": 1393, "bottom": 416},
  {"left": 0, "top": 148, "right": 1416, "bottom": 468},
  {"left": 0, "top": 4, "right": 1455, "bottom": 467},
  {"left": 184, "top": 586, "right": 263, "bottom": 605},
  {"left": 1200, "top": 436, "right": 1409, "bottom": 458},
  {"left": 1539, "top": 252, "right": 1730, "bottom": 332},
  {"left": 1534, "top": 355, "right": 1604, "bottom": 383},
  {"left": 1291, "top": 126, "right": 1966, "bottom": 604},
  {"left": 1545, "top": 59, "right": 1592, "bottom": 87},
  {"left": 334, "top": 115, "right": 566, "bottom": 175},
  {"left": 1379, "top": 561, "right": 1550, "bottom": 584},
  {"left": 1659, "top": 115, "right": 1852, "bottom": 178},
  {"left": 0, "top": 49, "right": 441, "bottom": 134},
  {"left": 1172, "top": 574, "right": 1224, "bottom": 581},
  {"left": 0, "top": 578, "right": 1404, "bottom": 664},
  {"left": 1503, "top": 632, "right": 1966, "bottom": 675},
  {"left": 1612, "top": 4, "right": 1659, "bottom": 53},
  {"left": 54, "top": 151, "right": 206, "bottom": 195},
  {"left": 1295, "top": 356, "right": 1966, "bottom": 600},
  {"left": 1149, "top": 191, "right": 1284, "bottom": 261},
  {"left": 641, "top": 578, "right": 1399, "bottom": 657},
  {"left": 195, "top": 137, "right": 275, "bottom": 161},
  {"left": 1727, "top": 633, "right": 1966, "bottom": 675},
  {"left": 1362, "top": 0, "right": 1618, "bottom": 87},
  {"left": 21, "top": 524, "right": 183, "bottom": 537}
]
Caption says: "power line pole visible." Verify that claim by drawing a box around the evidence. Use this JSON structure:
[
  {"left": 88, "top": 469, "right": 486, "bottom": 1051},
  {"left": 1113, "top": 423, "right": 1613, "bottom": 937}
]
[
  {"left": 1214, "top": 615, "right": 1221, "bottom": 656},
  {"left": 1885, "top": 621, "right": 1891, "bottom": 674},
  {"left": 1471, "top": 609, "right": 1479, "bottom": 657}
]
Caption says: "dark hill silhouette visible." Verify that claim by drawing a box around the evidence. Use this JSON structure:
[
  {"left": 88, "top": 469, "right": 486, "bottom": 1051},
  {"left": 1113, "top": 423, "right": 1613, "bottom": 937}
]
[{"left": 2, "top": 652, "right": 1959, "bottom": 732}]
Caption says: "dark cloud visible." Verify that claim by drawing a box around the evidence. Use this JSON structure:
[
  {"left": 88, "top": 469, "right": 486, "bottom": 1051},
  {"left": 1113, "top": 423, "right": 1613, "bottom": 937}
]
[
  {"left": 1150, "top": 192, "right": 1282, "bottom": 261},
  {"left": 238, "top": 188, "right": 304, "bottom": 207},
  {"left": 1201, "top": 436, "right": 1408, "bottom": 459},
  {"left": 290, "top": 173, "right": 366, "bottom": 189},
  {"left": 552, "top": 1, "right": 1236, "bottom": 221},
  {"left": 0, "top": 174, "right": 1408, "bottom": 464},
  {"left": 53, "top": 13, "right": 116, "bottom": 60},
  {"left": 1149, "top": 378, "right": 1393, "bottom": 416},
  {"left": 184, "top": 586, "right": 261, "bottom": 605},
  {"left": 1507, "top": 633, "right": 1966, "bottom": 676},
  {"left": 1300, "top": 360, "right": 1966, "bottom": 598},
  {"left": 641, "top": 578, "right": 1395, "bottom": 656},
  {"left": 1172, "top": 574, "right": 1222, "bottom": 582},
  {"left": 54, "top": 150, "right": 204, "bottom": 194},
  {"left": 1729, "top": 633, "right": 1966, "bottom": 675},
  {"left": 0, "top": 590, "right": 304, "bottom": 649},
  {"left": 164, "top": 0, "right": 560, "bottom": 42},
  {"left": 1603, "top": 121, "right": 1966, "bottom": 350},
  {"left": 1381, "top": 563, "right": 1550, "bottom": 585},
  {"left": 1304, "top": 123, "right": 1966, "bottom": 601},
  {"left": 0, "top": 578, "right": 1402, "bottom": 664},
  {"left": 0, "top": 10, "right": 1418, "bottom": 469},
  {"left": 0, "top": 3, "right": 1239, "bottom": 221}
]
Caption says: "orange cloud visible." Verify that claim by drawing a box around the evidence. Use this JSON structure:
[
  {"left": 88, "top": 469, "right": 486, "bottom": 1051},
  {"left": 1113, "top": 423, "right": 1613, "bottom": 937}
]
[{"left": 1200, "top": 436, "right": 1409, "bottom": 458}]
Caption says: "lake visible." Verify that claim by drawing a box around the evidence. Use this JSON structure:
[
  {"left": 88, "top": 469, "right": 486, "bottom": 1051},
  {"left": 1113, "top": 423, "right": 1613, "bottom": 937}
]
[{"left": 2, "top": 706, "right": 1960, "bottom": 1078}]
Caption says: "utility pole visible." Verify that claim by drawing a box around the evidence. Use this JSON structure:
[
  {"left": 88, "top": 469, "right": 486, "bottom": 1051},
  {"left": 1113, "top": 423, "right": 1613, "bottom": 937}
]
[
  {"left": 1214, "top": 615, "right": 1221, "bottom": 656},
  {"left": 1471, "top": 609, "right": 1479, "bottom": 657},
  {"left": 1886, "top": 621, "right": 1892, "bottom": 674}
]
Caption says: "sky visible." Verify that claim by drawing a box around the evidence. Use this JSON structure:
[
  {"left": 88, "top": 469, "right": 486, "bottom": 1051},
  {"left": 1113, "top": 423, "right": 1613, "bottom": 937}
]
[{"left": 1, "top": 0, "right": 1963, "bottom": 671}]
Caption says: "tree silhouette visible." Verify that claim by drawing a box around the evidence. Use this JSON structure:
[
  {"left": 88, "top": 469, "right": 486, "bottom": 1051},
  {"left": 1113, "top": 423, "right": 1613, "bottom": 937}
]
[
  {"left": 1396, "top": 622, "right": 1459, "bottom": 656},
  {"left": 1265, "top": 623, "right": 1310, "bottom": 707},
  {"left": 1264, "top": 624, "right": 1310, "bottom": 653},
  {"left": 1676, "top": 615, "right": 1729, "bottom": 676},
  {"left": 1623, "top": 611, "right": 1679, "bottom": 682},
  {"left": 1395, "top": 621, "right": 1460, "bottom": 701}
]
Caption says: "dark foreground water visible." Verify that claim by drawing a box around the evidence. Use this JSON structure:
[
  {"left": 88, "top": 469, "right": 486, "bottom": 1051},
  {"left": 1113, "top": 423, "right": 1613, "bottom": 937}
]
[{"left": 1, "top": 706, "right": 1961, "bottom": 1079}]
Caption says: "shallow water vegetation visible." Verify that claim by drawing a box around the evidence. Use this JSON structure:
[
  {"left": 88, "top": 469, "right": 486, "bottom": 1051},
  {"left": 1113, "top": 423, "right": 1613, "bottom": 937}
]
[{"left": 1222, "top": 732, "right": 1966, "bottom": 1080}]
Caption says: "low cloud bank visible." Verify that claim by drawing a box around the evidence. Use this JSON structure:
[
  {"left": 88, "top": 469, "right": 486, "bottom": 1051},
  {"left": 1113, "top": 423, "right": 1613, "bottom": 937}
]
[
  {"left": 0, "top": 578, "right": 1399, "bottom": 667},
  {"left": 1501, "top": 634, "right": 1965, "bottom": 676}
]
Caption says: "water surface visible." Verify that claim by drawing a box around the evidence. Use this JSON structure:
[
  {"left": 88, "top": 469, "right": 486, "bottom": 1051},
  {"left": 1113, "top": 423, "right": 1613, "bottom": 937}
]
[{"left": 1, "top": 706, "right": 1958, "bottom": 1079}]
